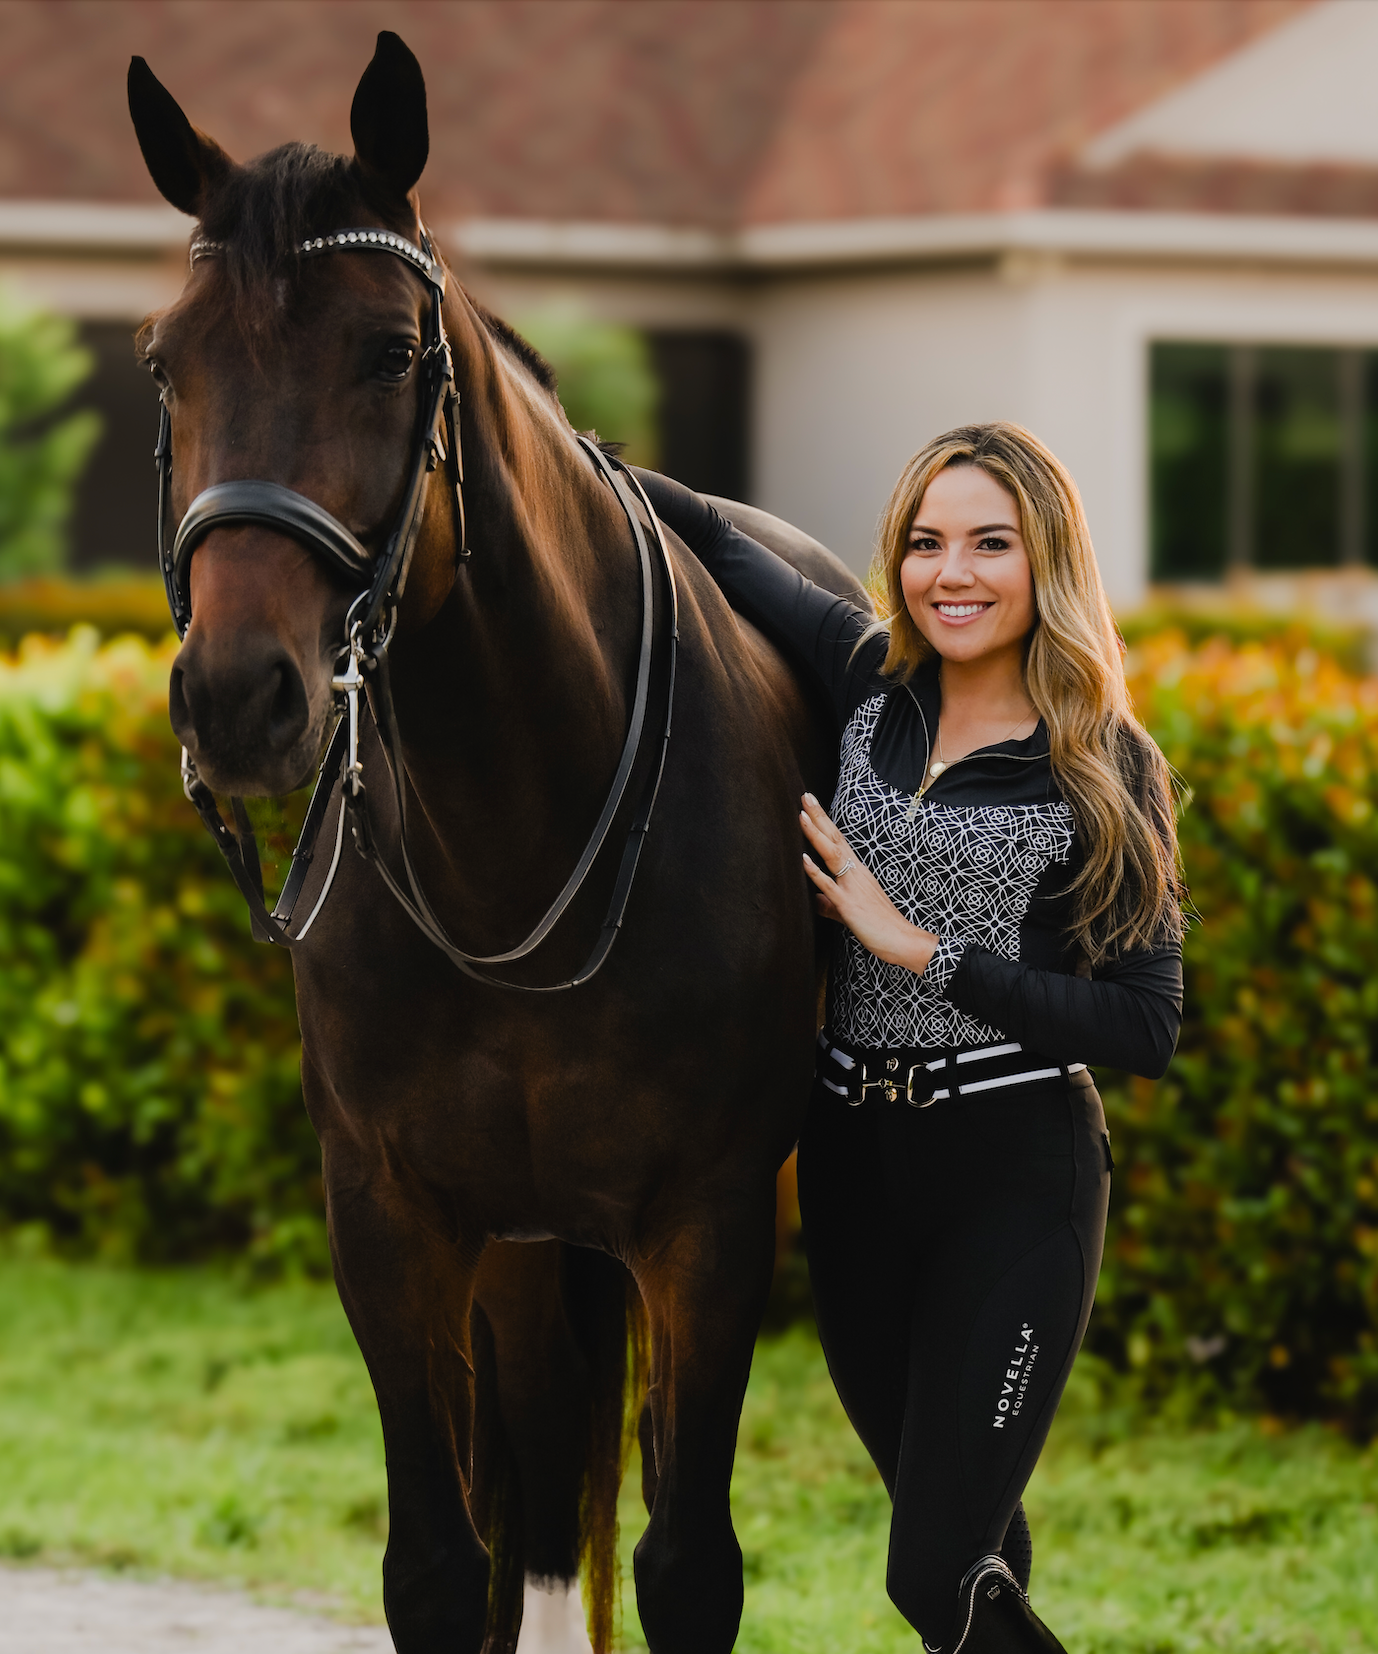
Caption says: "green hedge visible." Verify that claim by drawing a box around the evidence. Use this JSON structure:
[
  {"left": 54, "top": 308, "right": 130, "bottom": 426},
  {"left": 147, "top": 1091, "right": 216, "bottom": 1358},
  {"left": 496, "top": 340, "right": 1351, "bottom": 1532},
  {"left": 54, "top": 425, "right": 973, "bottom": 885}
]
[
  {"left": 0, "top": 573, "right": 172, "bottom": 649},
  {"left": 0, "top": 629, "right": 318, "bottom": 1270},
  {"left": 513, "top": 303, "right": 659, "bottom": 468},
  {"left": 0, "top": 287, "right": 101, "bottom": 581},
  {"left": 1093, "top": 628, "right": 1378, "bottom": 1432},
  {"left": 4, "top": 621, "right": 1378, "bottom": 1429}
]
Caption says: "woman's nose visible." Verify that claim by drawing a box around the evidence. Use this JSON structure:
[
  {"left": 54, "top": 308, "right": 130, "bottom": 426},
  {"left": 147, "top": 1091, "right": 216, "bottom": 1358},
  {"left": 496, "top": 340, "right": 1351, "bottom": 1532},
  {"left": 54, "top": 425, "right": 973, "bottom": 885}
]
[{"left": 935, "top": 553, "right": 974, "bottom": 585}]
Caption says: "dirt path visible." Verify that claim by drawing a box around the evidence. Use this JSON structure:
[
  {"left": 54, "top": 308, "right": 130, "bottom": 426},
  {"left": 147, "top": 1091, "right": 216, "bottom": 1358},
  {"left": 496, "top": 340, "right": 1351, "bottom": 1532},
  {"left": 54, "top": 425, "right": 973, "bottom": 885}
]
[{"left": 0, "top": 1567, "right": 392, "bottom": 1653}]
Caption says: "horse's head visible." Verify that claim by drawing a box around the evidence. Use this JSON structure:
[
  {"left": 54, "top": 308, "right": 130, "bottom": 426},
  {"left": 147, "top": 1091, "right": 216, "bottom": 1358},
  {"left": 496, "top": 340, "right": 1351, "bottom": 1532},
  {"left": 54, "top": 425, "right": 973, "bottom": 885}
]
[{"left": 129, "top": 34, "right": 459, "bottom": 796}]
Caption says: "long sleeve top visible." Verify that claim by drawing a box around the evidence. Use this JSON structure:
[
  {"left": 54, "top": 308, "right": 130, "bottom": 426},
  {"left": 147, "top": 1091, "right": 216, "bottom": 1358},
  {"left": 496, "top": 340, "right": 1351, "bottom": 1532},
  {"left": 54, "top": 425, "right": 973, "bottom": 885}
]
[{"left": 634, "top": 469, "right": 1182, "bottom": 1080}]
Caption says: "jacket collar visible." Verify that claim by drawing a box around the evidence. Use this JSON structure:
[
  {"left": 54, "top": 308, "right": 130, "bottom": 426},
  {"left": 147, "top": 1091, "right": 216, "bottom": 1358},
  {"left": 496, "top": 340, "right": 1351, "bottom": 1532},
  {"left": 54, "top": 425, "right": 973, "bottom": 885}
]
[{"left": 903, "top": 654, "right": 1050, "bottom": 768}]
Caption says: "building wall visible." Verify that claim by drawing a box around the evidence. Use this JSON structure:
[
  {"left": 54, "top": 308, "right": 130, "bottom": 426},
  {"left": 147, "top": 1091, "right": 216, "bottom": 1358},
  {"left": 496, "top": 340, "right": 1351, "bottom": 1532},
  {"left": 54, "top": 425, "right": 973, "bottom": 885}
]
[
  {"left": 15, "top": 238, "right": 1378, "bottom": 606},
  {"left": 0, "top": 251, "right": 184, "bottom": 322},
  {"left": 745, "top": 252, "right": 1378, "bottom": 603}
]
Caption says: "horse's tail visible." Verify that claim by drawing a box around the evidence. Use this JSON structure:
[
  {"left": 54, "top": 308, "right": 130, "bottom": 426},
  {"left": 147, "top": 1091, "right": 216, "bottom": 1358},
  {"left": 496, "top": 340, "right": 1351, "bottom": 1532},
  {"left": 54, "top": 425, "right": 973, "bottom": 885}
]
[
  {"left": 472, "top": 1242, "right": 649, "bottom": 1654},
  {"left": 569, "top": 1247, "right": 650, "bottom": 1654}
]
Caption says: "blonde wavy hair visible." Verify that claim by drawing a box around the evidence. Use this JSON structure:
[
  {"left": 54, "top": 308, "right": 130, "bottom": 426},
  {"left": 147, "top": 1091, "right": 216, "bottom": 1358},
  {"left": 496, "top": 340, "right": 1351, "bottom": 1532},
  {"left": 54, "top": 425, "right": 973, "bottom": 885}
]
[{"left": 868, "top": 421, "right": 1181, "bottom": 964}]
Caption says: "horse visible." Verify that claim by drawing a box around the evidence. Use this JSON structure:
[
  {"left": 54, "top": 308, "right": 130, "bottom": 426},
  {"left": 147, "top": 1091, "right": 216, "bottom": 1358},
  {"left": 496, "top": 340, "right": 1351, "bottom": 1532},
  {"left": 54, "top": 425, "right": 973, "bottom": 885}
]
[{"left": 127, "top": 32, "right": 859, "bottom": 1654}]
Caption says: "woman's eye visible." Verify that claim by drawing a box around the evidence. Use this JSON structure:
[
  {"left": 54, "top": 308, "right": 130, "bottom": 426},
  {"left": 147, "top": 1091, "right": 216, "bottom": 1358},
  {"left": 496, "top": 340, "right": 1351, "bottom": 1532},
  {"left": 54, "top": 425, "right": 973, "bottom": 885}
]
[
  {"left": 976, "top": 537, "right": 1010, "bottom": 552},
  {"left": 378, "top": 342, "right": 416, "bottom": 380},
  {"left": 908, "top": 536, "right": 941, "bottom": 553}
]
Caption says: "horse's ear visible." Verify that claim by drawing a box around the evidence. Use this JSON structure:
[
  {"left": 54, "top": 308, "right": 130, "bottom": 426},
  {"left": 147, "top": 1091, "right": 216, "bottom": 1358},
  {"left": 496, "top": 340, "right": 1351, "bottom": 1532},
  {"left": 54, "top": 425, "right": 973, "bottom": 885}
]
[
  {"left": 127, "top": 57, "right": 233, "bottom": 216},
  {"left": 350, "top": 31, "right": 429, "bottom": 200}
]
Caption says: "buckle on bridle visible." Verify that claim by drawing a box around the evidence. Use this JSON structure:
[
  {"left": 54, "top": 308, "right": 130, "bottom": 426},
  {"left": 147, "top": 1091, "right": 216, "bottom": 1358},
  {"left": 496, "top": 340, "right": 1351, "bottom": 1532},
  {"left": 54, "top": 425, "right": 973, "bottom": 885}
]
[
  {"left": 331, "top": 600, "right": 397, "bottom": 800},
  {"left": 330, "top": 632, "right": 367, "bottom": 799}
]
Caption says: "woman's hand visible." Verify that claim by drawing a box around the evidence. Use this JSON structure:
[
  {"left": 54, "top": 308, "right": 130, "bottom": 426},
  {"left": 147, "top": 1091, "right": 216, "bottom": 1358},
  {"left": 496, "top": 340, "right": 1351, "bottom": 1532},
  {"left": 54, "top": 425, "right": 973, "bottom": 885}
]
[{"left": 799, "top": 793, "right": 939, "bottom": 975}]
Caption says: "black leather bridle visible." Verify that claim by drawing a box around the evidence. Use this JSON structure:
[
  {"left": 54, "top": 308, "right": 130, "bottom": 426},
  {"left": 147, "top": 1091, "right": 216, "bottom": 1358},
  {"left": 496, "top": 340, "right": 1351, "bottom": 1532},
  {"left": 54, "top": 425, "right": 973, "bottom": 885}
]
[{"left": 158, "top": 225, "right": 677, "bottom": 991}]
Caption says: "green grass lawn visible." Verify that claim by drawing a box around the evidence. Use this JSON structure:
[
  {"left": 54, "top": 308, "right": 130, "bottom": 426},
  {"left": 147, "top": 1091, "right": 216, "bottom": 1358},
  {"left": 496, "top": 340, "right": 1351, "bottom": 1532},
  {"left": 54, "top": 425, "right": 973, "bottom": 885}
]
[{"left": 0, "top": 1257, "right": 1373, "bottom": 1651}]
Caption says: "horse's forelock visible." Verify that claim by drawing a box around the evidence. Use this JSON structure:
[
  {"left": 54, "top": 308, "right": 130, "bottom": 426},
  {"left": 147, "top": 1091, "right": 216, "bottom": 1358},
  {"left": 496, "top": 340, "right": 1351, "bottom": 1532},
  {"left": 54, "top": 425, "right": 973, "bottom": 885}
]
[
  {"left": 189, "top": 144, "right": 565, "bottom": 405},
  {"left": 196, "top": 143, "right": 406, "bottom": 339}
]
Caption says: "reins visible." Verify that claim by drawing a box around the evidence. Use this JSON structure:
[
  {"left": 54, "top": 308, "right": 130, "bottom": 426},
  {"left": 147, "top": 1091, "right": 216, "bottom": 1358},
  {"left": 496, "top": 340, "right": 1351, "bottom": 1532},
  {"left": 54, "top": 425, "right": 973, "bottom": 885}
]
[{"left": 157, "top": 225, "right": 678, "bottom": 990}]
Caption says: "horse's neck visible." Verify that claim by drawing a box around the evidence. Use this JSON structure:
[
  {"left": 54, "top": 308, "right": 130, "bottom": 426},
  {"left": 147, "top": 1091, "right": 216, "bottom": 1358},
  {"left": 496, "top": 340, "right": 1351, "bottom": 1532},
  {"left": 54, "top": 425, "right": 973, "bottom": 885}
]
[{"left": 382, "top": 303, "right": 639, "bottom": 934}]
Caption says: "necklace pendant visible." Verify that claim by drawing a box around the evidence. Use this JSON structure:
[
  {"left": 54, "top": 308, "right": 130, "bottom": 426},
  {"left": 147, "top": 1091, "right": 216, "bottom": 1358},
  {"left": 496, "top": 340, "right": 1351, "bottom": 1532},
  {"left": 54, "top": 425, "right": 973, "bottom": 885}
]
[{"left": 928, "top": 759, "right": 947, "bottom": 777}]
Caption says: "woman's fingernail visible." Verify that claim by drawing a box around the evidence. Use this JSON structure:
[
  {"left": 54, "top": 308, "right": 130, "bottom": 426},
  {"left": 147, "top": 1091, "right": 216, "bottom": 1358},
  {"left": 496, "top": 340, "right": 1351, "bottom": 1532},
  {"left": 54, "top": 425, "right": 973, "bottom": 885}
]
[{"left": 803, "top": 793, "right": 818, "bottom": 805}]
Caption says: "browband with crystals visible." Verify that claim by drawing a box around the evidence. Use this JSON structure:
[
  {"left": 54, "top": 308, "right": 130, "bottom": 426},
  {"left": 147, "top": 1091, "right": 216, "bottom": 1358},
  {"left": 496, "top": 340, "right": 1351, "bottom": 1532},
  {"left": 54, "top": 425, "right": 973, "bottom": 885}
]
[{"left": 189, "top": 226, "right": 440, "bottom": 285}]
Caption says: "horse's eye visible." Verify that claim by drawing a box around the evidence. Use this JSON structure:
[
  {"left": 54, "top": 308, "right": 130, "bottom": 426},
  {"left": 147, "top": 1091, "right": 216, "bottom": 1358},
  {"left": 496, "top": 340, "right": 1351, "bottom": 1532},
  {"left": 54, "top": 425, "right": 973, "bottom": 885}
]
[
  {"left": 378, "top": 341, "right": 416, "bottom": 381},
  {"left": 145, "top": 356, "right": 170, "bottom": 391}
]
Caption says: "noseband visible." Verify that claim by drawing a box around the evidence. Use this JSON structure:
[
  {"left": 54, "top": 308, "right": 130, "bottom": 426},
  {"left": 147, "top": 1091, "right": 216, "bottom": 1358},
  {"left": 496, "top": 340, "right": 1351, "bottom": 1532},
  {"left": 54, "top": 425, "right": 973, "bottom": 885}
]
[{"left": 157, "top": 226, "right": 677, "bottom": 992}]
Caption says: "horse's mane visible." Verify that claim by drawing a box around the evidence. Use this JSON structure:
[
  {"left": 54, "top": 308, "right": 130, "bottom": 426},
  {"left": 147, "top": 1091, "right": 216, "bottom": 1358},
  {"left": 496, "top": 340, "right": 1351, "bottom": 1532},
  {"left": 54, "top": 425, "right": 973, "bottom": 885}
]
[
  {"left": 468, "top": 300, "right": 558, "bottom": 396},
  {"left": 198, "top": 142, "right": 559, "bottom": 398}
]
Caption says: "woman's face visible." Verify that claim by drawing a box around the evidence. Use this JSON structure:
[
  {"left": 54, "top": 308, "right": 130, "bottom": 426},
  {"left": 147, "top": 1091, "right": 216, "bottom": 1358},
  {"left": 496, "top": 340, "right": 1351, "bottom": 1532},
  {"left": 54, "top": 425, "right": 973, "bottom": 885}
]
[{"left": 899, "top": 464, "right": 1036, "bottom": 665}]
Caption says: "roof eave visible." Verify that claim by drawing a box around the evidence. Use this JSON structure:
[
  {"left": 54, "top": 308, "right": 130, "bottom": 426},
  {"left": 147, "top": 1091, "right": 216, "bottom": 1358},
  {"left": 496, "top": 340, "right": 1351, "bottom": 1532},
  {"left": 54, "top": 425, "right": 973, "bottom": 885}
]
[
  {"left": 454, "top": 207, "right": 1378, "bottom": 273},
  {"left": 8, "top": 200, "right": 1378, "bottom": 273},
  {"left": 0, "top": 200, "right": 192, "bottom": 254}
]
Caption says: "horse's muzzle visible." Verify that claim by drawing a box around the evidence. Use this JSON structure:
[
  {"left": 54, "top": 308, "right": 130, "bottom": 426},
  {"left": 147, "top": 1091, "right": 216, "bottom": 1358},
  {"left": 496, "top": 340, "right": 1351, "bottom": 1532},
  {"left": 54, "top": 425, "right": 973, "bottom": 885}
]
[{"left": 170, "top": 629, "right": 318, "bottom": 796}]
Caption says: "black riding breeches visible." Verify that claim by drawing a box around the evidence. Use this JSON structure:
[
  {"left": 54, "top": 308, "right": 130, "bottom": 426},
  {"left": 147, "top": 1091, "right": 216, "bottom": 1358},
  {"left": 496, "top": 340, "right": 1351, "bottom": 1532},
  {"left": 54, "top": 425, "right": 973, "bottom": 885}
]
[{"left": 797, "top": 1068, "right": 1111, "bottom": 1647}]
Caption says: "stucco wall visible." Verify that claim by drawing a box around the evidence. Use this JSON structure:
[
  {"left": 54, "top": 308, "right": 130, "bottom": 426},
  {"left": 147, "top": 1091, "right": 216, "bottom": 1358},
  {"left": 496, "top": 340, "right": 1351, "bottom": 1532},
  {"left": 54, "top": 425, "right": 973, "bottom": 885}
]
[
  {"left": 746, "top": 253, "right": 1378, "bottom": 605},
  {"left": 478, "top": 252, "right": 1378, "bottom": 605},
  {"left": 19, "top": 237, "right": 1378, "bottom": 608}
]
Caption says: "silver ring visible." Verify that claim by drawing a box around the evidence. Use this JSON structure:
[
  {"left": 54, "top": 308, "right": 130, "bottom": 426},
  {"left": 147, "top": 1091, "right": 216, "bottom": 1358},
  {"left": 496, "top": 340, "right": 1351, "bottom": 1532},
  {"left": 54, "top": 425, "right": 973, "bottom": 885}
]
[{"left": 835, "top": 858, "right": 855, "bottom": 878}]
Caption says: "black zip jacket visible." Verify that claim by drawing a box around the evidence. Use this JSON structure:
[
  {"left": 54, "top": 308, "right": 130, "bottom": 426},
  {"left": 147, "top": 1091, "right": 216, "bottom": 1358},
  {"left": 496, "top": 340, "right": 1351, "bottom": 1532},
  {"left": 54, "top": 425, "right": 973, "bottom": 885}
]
[{"left": 635, "top": 470, "right": 1182, "bottom": 1080}]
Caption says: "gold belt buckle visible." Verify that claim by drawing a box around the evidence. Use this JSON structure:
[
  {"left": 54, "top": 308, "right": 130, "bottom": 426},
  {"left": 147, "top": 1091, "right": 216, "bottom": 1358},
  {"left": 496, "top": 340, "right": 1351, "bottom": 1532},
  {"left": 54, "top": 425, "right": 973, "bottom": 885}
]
[
  {"left": 857, "top": 1057, "right": 901, "bottom": 1103},
  {"left": 857, "top": 1054, "right": 927, "bottom": 1106}
]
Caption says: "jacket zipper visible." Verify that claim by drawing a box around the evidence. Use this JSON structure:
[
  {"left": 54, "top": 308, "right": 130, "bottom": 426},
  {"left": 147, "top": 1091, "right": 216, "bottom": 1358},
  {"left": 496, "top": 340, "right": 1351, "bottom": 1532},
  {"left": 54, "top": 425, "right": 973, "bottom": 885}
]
[{"left": 901, "top": 682, "right": 1044, "bottom": 819}]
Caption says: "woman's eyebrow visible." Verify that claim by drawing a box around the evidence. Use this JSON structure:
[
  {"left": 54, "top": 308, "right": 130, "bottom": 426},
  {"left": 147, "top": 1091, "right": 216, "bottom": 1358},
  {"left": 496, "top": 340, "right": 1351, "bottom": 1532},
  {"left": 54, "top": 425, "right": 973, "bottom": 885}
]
[{"left": 908, "top": 521, "right": 1019, "bottom": 537}]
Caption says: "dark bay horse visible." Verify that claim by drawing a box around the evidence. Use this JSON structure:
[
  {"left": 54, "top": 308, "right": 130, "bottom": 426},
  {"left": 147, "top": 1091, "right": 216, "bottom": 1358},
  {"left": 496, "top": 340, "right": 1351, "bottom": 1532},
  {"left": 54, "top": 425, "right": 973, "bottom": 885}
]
[{"left": 128, "top": 33, "right": 854, "bottom": 1654}]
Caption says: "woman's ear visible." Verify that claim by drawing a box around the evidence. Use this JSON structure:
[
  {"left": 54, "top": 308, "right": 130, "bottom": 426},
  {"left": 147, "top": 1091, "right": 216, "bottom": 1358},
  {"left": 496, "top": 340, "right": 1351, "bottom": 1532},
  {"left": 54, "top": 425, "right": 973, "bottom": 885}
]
[
  {"left": 350, "top": 31, "right": 429, "bottom": 202},
  {"left": 127, "top": 56, "right": 234, "bottom": 216}
]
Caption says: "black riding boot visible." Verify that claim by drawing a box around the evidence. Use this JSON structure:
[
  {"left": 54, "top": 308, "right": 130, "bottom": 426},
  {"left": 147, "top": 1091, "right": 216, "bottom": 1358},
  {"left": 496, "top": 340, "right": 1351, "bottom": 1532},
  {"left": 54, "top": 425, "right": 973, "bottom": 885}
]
[{"left": 922, "top": 1555, "right": 1069, "bottom": 1654}]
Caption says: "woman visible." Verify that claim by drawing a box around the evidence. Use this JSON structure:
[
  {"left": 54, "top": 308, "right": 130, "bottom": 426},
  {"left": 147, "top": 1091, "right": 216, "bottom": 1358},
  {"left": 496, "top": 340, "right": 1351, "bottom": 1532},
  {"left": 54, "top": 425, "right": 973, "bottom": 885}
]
[{"left": 634, "top": 423, "right": 1182, "bottom": 1654}]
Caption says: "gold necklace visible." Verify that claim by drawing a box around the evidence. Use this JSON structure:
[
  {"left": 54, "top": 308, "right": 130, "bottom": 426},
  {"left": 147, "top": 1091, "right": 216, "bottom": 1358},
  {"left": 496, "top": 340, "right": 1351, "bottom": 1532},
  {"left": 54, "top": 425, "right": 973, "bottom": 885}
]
[{"left": 907, "top": 701, "right": 1036, "bottom": 818}]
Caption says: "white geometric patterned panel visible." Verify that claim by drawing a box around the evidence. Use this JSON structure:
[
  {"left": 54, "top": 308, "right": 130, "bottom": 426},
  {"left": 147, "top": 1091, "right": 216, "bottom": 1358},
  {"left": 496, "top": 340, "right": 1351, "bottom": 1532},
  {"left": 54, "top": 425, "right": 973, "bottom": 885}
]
[{"left": 827, "top": 695, "right": 1075, "bottom": 1050}]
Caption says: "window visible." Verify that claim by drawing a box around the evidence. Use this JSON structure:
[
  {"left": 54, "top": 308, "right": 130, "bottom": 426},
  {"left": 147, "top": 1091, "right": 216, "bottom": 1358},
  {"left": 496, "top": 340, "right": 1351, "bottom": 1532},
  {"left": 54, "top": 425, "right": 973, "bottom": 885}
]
[
  {"left": 69, "top": 321, "right": 163, "bottom": 571},
  {"left": 1149, "top": 341, "right": 1378, "bottom": 580},
  {"left": 646, "top": 331, "right": 751, "bottom": 502}
]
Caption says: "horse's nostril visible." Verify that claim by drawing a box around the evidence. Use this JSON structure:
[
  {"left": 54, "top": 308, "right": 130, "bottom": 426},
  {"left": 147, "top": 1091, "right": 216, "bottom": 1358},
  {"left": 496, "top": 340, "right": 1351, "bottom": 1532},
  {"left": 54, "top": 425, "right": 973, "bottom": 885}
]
[
  {"left": 264, "top": 661, "right": 310, "bottom": 754},
  {"left": 168, "top": 666, "right": 193, "bottom": 743}
]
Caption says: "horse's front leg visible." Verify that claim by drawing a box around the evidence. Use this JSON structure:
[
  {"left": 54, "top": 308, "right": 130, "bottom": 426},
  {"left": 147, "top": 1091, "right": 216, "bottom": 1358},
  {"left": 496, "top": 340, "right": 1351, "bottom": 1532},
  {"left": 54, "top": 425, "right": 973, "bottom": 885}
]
[
  {"left": 321, "top": 1130, "right": 490, "bottom": 1654},
  {"left": 631, "top": 1178, "right": 779, "bottom": 1654}
]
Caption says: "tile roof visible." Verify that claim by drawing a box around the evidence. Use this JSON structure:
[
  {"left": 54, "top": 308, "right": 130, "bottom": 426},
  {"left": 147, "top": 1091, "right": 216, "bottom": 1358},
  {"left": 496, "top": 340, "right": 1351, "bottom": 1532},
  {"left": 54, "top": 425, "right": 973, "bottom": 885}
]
[
  {"left": 1054, "top": 153, "right": 1378, "bottom": 219},
  {"left": 0, "top": 0, "right": 1315, "bottom": 229}
]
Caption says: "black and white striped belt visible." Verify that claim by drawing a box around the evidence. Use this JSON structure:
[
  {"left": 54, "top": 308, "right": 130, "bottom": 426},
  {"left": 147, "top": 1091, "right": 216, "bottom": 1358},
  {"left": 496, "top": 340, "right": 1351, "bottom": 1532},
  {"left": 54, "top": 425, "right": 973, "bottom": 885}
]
[{"left": 816, "top": 1030, "right": 1086, "bottom": 1108}]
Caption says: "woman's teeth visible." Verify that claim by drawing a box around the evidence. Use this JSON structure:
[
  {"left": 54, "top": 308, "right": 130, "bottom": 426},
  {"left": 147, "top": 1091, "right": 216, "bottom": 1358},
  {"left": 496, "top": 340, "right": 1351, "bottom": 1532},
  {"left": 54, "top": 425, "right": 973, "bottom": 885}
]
[{"left": 936, "top": 603, "right": 989, "bottom": 617}]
